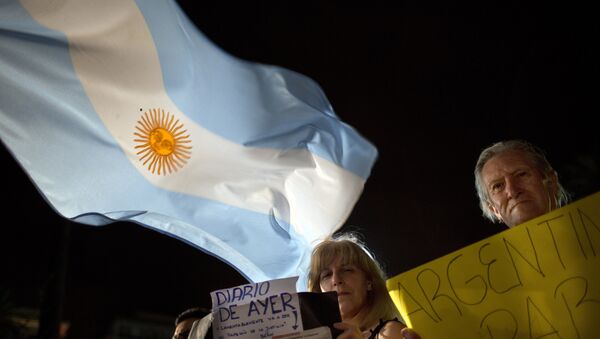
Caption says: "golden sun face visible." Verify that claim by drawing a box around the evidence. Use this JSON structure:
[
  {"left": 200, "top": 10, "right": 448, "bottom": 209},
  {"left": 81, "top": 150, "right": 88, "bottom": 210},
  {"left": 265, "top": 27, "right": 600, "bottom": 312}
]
[{"left": 134, "top": 108, "right": 192, "bottom": 175}]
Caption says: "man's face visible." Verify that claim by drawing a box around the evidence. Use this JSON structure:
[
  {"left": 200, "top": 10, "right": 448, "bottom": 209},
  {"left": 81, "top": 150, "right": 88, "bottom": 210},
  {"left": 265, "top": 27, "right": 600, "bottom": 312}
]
[
  {"left": 173, "top": 318, "right": 196, "bottom": 339},
  {"left": 481, "top": 150, "right": 557, "bottom": 227}
]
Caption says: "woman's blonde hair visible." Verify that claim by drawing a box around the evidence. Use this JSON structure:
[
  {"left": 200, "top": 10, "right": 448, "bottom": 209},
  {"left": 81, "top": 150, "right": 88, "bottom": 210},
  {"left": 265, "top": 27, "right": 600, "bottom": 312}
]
[{"left": 307, "top": 233, "right": 402, "bottom": 330}]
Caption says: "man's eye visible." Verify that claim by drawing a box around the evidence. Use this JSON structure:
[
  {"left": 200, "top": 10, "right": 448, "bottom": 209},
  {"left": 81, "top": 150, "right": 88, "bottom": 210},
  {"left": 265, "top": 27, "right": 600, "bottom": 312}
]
[
  {"left": 491, "top": 183, "right": 503, "bottom": 192},
  {"left": 320, "top": 272, "right": 331, "bottom": 280}
]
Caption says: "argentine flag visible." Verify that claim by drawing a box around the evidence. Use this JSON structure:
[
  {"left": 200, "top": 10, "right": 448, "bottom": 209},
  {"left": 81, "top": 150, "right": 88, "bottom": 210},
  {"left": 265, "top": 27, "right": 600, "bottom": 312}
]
[{"left": 0, "top": 0, "right": 377, "bottom": 288}]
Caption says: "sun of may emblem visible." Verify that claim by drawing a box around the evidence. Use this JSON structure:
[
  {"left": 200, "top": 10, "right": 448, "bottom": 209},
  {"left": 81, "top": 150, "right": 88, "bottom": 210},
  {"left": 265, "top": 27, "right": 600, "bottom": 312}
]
[{"left": 134, "top": 108, "right": 192, "bottom": 175}]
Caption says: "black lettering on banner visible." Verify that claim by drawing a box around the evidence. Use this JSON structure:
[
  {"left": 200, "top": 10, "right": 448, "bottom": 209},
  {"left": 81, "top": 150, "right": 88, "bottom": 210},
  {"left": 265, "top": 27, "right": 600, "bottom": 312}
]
[
  {"left": 268, "top": 295, "right": 281, "bottom": 314},
  {"left": 240, "top": 289, "right": 294, "bottom": 319},
  {"left": 446, "top": 254, "right": 488, "bottom": 305},
  {"left": 215, "top": 291, "right": 228, "bottom": 306},
  {"left": 243, "top": 285, "right": 254, "bottom": 300},
  {"left": 256, "top": 298, "right": 269, "bottom": 314},
  {"left": 397, "top": 281, "right": 439, "bottom": 323},
  {"left": 247, "top": 300, "right": 260, "bottom": 317},
  {"left": 554, "top": 276, "right": 600, "bottom": 339},
  {"left": 416, "top": 268, "right": 462, "bottom": 321},
  {"left": 537, "top": 215, "right": 567, "bottom": 270},
  {"left": 218, "top": 304, "right": 240, "bottom": 321},
  {"left": 526, "top": 296, "right": 562, "bottom": 339},
  {"left": 231, "top": 286, "right": 243, "bottom": 302},
  {"left": 578, "top": 208, "right": 600, "bottom": 257},
  {"left": 214, "top": 281, "right": 271, "bottom": 306},
  {"left": 279, "top": 292, "right": 295, "bottom": 312},
  {"left": 504, "top": 228, "right": 545, "bottom": 282},
  {"left": 479, "top": 309, "right": 518, "bottom": 339},
  {"left": 569, "top": 212, "right": 588, "bottom": 259},
  {"left": 479, "top": 243, "right": 522, "bottom": 294}
]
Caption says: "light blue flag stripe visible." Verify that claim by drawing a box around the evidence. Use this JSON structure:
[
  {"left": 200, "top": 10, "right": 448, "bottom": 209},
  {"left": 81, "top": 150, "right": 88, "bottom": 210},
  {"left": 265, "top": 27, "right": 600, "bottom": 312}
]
[
  {"left": 136, "top": 1, "right": 375, "bottom": 179},
  {"left": 0, "top": 0, "right": 377, "bottom": 288}
]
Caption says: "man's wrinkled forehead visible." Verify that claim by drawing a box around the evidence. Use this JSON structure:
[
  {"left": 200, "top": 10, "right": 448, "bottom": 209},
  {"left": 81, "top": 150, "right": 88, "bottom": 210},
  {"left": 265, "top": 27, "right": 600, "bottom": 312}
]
[
  {"left": 486, "top": 150, "right": 537, "bottom": 172},
  {"left": 483, "top": 150, "right": 539, "bottom": 183}
]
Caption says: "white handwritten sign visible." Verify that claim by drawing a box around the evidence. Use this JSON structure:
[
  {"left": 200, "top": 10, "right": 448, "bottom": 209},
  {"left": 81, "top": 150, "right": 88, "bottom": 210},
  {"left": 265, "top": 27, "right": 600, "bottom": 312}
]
[{"left": 211, "top": 276, "right": 303, "bottom": 338}]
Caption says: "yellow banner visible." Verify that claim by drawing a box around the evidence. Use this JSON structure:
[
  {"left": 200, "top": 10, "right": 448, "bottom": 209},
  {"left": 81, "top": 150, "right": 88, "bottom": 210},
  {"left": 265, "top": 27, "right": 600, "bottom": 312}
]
[{"left": 387, "top": 191, "right": 600, "bottom": 338}]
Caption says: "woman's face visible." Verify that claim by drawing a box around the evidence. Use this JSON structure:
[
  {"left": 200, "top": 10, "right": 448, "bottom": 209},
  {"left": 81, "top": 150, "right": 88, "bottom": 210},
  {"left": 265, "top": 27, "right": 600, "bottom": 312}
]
[{"left": 319, "top": 256, "right": 370, "bottom": 320}]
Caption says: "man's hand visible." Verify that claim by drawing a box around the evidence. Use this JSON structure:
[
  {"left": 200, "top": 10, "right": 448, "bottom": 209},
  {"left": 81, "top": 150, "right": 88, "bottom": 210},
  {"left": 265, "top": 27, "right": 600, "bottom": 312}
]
[{"left": 401, "top": 327, "right": 422, "bottom": 339}]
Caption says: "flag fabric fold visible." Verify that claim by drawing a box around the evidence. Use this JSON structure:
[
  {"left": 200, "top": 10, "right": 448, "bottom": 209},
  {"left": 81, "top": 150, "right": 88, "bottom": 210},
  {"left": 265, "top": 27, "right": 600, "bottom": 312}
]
[{"left": 0, "top": 0, "right": 377, "bottom": 288}]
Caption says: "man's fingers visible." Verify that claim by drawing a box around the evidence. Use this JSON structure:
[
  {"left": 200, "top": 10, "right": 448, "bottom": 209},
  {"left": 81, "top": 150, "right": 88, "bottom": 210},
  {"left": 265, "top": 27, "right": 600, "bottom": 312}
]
[{"left": 401, "top": 327, "right": 422, "bottom": 339}]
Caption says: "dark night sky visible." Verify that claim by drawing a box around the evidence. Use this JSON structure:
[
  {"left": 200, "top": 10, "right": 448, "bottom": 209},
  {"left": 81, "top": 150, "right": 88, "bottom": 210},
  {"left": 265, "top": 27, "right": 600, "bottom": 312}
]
[{"left": 1, "top": 1, "right": 599, "bottom": 337}]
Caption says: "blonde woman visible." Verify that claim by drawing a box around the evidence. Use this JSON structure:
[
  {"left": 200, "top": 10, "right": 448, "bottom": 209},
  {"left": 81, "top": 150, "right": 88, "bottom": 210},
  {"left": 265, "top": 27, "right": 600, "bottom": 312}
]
[{"left": 308, "top": 233, "right": 421, "bottom": 339}]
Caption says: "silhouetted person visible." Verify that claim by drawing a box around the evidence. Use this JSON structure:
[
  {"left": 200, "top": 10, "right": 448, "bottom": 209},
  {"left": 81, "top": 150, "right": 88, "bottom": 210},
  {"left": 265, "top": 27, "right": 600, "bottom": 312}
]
[{"left": 173, "top": 307, "right": 211, "bottom": 339}]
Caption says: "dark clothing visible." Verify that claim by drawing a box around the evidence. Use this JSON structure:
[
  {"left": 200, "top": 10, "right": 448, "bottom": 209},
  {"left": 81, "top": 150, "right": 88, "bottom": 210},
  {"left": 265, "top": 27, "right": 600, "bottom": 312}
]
[{"left": 368, "top": 318, "right": 402, "bottom": 339}]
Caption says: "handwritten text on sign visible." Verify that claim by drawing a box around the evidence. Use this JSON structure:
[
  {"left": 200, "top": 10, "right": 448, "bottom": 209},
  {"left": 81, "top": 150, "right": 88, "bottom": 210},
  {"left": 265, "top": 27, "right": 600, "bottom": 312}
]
[
  {"left": 211, "top": 276, "right": 303, "bottom": 338},
  {"left": 387, "top": 192, "right": 600, "bottom": 338}
]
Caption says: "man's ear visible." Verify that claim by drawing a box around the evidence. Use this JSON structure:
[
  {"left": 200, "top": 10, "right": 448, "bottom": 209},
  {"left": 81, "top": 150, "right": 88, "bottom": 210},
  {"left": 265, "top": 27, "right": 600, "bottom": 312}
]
[
  {"left": 544, "top": 170, "right": 559, "bottom": 208},
  {"left": 545, "top": 171, "right": 559, "bottom": 192},
  {"left": 488, "top": 202, "right": 503, "bottom": 221}
]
